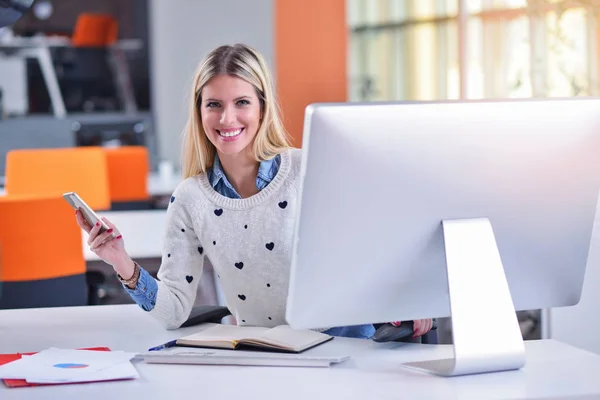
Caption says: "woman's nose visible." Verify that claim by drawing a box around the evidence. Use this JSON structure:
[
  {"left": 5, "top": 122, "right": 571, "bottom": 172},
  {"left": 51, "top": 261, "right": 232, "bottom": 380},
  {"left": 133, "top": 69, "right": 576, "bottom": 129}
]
[{"left": 219, "top": 107, "right": 236, "bottom": 125}]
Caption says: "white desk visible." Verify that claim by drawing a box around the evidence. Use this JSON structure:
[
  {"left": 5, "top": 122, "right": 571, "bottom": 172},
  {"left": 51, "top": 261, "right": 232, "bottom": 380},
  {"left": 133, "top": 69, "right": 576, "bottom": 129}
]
[
  {"left": 1, "top": 305, "right": 600, "bottom": 399},
  {"left": 147, "top": 172, "right": 181, "bottom": 197}
]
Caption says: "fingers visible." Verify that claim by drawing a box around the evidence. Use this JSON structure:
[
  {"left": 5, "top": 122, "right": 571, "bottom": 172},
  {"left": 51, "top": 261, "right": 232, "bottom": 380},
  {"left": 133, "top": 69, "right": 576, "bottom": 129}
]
[
  {"left": 413, "top": 320, "right": 423, "bottom": 337},
  {"left": 423, "top": 319, "right": 431, "bottom": 335},
  {"left": 87, "top": 220, "right": 103, "bottom": 246},
  {"left": 413, "top": 319, "right": 433, "bottom": 337},
  {"left": 90, "top": 228, "right": 117, "bottom": 250},
  {"left": 102, "top": 217, "right": 118, "bottom": 231},
  {"left": 101, "top": 217, "right": 122, "bottom": 240},
  {"left": 75, "top": 210, "right": 92, "bottom": 233},
  {"left": 414, "top": 320, "right": 424, "bottom": 337}
]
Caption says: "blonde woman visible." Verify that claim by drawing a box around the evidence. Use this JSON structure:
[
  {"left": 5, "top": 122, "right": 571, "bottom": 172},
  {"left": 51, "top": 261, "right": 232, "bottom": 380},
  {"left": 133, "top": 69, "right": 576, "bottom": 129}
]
[{"left": 76, "top": 43, "right": 432, "bottom": 339}]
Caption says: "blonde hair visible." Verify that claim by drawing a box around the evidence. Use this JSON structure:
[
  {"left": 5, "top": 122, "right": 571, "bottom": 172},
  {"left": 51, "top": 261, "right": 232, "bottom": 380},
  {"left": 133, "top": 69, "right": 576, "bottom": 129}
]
[{"left": 182, "top": 44, "right": 292, "bottom": 179}]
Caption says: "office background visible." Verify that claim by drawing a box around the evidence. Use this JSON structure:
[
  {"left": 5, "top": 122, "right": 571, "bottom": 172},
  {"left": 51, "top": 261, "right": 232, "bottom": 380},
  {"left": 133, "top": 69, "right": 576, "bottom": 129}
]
[{"left": 0, "top": 0, "right": 598, "bottom": 357}]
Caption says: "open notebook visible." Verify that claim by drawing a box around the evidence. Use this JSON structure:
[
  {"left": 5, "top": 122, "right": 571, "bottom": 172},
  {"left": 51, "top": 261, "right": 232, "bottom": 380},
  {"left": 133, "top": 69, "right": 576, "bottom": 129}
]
[{"left": 175, "top": 324, "right": 333, "bottom": 353}]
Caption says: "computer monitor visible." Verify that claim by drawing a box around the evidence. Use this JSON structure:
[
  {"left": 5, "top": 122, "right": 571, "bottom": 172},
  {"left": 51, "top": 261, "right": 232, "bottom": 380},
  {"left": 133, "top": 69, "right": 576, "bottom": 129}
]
[{"left": 285, "top": 98, "right": 600, "bottom": 376}]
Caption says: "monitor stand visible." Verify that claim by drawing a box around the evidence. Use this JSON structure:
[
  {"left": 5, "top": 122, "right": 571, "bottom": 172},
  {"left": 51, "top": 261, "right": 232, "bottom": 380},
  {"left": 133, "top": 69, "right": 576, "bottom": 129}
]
[{"left": 403, "top": 218, "right": 526, "bottom": 376}]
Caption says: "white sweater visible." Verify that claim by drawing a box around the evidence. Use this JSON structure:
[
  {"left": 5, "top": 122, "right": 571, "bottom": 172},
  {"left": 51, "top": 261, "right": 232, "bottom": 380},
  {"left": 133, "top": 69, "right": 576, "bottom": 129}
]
[{"left": 150, "top": 148, "right": 301, "bottom": 329}]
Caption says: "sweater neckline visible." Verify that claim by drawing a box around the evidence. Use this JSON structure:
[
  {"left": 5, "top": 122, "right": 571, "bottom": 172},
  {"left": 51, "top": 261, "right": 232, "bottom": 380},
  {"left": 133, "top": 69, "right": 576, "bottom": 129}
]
[{"left": 196, "top": 149, "right": 292, "bottom": 209}]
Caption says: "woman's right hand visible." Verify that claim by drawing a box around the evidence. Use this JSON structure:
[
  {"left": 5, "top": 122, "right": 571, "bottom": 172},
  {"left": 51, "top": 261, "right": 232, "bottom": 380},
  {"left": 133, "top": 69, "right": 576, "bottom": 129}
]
[{"left": 75, "top": 210, "right": 135, "bottom": 279}]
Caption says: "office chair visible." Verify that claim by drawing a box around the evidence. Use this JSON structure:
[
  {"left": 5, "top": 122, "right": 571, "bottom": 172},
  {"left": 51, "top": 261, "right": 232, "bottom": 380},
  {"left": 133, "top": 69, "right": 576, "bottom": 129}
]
[
  {"left": 5, "top": 146, "right": 111, "bottom": 210},
  {"left": 104, "top": 146, "right": 151, "bottom": 210},
  {"left": 0, "top": 195, "right": 87, "bottom": 309}
]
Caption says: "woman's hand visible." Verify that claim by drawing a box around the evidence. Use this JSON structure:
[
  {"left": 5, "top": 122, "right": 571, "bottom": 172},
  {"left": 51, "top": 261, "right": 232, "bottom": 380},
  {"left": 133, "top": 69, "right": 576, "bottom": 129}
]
[
  {"left": 75, "top": 210, "right": 135, "bottom": 279},
  {"left": 391, "top": 319, "right": 433, "bottom": 338},
  {"left": 412, "top": 319, "right": 433, "bottom": 337}
]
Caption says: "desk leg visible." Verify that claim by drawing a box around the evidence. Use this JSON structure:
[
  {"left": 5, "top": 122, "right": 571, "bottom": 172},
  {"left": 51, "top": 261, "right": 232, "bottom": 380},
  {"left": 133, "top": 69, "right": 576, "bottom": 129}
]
[
  {"left": 107, "top": 47, "right": 137, "bottom": 114},
  {"left": 35, "top": 47, "right": 66, "bottom": 118}
]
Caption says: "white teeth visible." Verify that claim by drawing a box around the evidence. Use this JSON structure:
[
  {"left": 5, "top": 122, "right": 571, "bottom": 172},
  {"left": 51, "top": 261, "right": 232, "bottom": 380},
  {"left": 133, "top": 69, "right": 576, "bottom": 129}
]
[{"left": 219, "top": 129, "right": 242, "bottom": 137}]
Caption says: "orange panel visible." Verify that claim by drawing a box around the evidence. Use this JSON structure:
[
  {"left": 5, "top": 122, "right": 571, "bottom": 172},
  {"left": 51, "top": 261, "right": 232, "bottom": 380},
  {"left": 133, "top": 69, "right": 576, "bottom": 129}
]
[
  {"left": 0, "top": 195, "right": 85, "bottom": 282},
  {"left": 5, "top": 147, "right": 111, "bottom": 210},
  {"left": 104, "top": 146, "right": 150, "bottom": 202},
  {"left": 275, "top": 0, "right": 347, "bottom": 147}
]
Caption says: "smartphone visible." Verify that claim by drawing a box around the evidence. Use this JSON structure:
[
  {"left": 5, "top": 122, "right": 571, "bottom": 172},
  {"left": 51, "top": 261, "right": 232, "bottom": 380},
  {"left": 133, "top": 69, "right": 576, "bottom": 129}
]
[{"left": 62, "top": 192, "right": 109, "bottom": 234}]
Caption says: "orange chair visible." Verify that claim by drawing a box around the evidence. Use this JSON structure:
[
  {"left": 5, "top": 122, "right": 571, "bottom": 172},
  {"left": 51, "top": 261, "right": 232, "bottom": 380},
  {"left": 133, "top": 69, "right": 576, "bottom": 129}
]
[
  {"left": 72, "top": 13, "right": 118, "bottom": 47},
  {"left": 5, "top": 147, "right": 111, "bottom": 210},
  {"left": 104, "top": 146, "right": 150, "bottom": 208},
  {"left": 0, "top": 195, "right": 87, "bottom": 309}
]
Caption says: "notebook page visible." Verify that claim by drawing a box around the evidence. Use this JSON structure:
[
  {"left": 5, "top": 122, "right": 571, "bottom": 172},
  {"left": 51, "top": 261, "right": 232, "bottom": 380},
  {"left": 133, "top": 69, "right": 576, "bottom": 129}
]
[
  {"left": 258, "top": 326, "right": 331, "bottom": 350},
  {"left": 179, "top": 325, "right": 269, "bottom": 342}
]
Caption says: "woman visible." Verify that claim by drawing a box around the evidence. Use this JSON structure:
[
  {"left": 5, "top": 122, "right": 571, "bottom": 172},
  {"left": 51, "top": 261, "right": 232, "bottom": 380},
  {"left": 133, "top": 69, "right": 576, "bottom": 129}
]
[{"left": 77, "top": 43, "right": 432, "bottom": 339}]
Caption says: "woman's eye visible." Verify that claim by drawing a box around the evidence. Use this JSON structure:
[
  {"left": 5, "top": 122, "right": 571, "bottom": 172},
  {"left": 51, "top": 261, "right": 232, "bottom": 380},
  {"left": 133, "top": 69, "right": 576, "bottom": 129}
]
[
  {"left": 237, "top": 99, "right": 250, "bottom": 106},
  {"left": 206, "top": 102, "right": 220, "bottom": 108}
]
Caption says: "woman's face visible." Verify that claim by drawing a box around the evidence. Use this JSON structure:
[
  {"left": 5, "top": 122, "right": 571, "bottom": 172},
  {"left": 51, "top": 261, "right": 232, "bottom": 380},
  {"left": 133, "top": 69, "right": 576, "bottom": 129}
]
[{"left": 200, "top": 74, "right": 262, "bottom": 157}]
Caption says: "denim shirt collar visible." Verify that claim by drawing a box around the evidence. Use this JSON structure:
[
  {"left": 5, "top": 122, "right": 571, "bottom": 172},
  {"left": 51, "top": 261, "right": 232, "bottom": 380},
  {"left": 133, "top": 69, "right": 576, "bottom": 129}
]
[
  {"left": 209, "top": 155, "right": 228, "bottom": 188},
  {"left": 208, "top": 153, "right": 280, "bottom": 198}
]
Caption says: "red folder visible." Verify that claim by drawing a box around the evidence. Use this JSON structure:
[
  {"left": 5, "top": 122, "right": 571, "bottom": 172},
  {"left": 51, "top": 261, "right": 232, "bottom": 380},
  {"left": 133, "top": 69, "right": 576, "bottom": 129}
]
[{"left": 0, "top": 347, "right": 110, "bottom": 388}]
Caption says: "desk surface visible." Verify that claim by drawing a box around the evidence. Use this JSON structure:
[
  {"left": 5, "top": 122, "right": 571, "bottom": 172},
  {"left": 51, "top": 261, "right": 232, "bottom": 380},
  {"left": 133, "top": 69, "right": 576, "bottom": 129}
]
[
  {"left": 147, "top": 172, "right": 181, "bottom": 196},
  {"left": 0, "top": 37, "right": 143, "bottom": 51},
  {"left": 1, "top": 305, "right": 600, "bottom": 399}
]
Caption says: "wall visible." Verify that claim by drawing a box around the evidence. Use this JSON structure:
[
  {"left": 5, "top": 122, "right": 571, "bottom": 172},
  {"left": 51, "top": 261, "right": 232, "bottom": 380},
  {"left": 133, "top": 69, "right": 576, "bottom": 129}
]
[
  {"left": 148, "top": 0, "right": 274, "bottom": 166},
  {"left": 274, "top": 0, "right": 347, "bottom": 147}
]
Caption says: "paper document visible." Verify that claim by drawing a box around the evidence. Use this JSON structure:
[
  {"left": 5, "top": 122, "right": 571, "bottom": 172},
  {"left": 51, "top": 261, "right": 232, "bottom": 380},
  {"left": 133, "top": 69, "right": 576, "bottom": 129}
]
[{"left": 0, "top": 348, "right": 139, "bottom": 384}]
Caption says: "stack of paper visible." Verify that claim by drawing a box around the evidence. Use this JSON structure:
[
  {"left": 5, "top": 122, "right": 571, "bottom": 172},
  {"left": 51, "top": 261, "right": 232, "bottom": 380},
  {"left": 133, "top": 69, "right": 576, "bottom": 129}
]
[{"left": 0, "top": 348, "right": 139, "bottom": 384}]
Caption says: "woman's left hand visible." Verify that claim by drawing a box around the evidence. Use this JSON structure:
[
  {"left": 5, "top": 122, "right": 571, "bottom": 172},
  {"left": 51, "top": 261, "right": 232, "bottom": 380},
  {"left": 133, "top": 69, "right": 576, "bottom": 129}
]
[
  {"left": 412, "top": 319, "right": 433, "bottom": 337},
  {"left": 390, "top": 319, "right": 433, "bottom": 337}
]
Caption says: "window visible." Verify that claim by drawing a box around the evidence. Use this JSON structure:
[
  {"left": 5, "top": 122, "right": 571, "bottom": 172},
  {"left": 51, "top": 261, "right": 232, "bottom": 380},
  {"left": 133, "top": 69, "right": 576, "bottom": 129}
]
[{"left": 348, "top": 0, "right": 599, "bottom": 101}]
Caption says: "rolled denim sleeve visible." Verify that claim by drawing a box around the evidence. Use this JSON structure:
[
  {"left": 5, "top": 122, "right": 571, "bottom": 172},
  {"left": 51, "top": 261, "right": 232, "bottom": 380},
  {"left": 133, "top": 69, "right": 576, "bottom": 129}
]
[{"left": 122, "top": 267, "right": 158, "bottom": 311}]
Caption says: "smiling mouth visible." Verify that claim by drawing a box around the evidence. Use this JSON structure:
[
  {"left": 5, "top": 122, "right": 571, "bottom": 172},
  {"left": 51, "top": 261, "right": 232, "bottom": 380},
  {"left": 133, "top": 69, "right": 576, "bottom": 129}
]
[{"left": 217, "top": 128, "right": 244, "bottom": 138}]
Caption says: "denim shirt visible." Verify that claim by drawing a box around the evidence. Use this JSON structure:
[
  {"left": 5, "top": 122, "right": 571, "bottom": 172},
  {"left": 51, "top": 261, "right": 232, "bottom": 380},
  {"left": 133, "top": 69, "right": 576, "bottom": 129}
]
[
  {"left": 210, "top": 153, "right": 281, "bottom": 199},
  {"left": 123, "top": 154, "right": 374, "bottom": 339}
]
